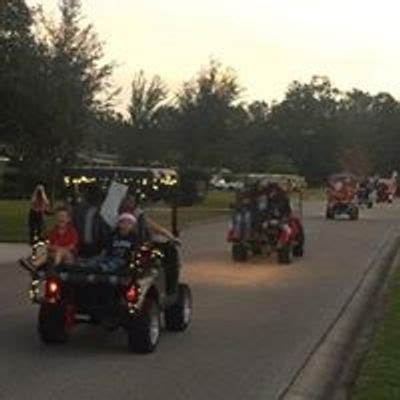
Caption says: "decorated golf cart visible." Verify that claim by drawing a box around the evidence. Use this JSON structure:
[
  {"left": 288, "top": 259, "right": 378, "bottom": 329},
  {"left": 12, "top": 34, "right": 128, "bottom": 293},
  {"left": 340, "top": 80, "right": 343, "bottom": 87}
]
[
  {"left": 326, "top": 173, "right": 359, "bottom": 220},
  {"left": 19, "top": 166, "right": 192, "bottom": 354},
  {"left": 227, "top": 174, "right": 306, "bottom": 264}
]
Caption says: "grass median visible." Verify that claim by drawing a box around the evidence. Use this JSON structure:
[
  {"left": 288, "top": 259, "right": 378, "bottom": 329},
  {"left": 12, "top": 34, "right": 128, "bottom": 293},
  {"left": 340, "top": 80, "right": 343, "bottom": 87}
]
[
  {"left": 0, "top": 191, "right": 233, "bottom": 243},
  {"left": 352, "top": 265, "right": 400, "bottom": 399}
]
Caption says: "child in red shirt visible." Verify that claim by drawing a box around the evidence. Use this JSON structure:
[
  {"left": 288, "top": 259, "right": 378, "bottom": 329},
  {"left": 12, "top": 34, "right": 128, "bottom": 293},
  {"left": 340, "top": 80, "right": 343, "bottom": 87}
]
[{"left": 48, "top": 206, "right": 79, "bottom": 265}]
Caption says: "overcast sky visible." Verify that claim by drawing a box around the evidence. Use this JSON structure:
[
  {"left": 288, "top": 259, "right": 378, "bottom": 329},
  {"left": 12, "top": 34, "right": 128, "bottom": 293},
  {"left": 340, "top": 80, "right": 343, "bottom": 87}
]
[{"left": 28, "top": 0, "right": 400, "bottom": 110}]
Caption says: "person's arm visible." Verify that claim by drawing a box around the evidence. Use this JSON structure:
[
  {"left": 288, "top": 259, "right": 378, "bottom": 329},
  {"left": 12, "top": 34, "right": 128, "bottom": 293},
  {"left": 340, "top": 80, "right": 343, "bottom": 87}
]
[
  {"left": 43, "top": 200, "right": 53, "bottom": 216},
  {"left": 147, "top": 217, "right": 176, "bottom": 241}
]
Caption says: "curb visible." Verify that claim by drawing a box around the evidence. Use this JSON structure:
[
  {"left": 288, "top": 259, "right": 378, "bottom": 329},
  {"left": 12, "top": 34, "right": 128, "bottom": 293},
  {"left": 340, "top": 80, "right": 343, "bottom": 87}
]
[{"left": 278, "top": 226, "right": 400, "bottom": 400}]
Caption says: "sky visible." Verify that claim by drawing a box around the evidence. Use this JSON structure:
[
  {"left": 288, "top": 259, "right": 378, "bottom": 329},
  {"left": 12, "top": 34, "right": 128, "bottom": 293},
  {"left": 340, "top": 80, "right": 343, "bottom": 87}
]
[{"left": 28, "top": 0, "right": 400, "bottom": 111}]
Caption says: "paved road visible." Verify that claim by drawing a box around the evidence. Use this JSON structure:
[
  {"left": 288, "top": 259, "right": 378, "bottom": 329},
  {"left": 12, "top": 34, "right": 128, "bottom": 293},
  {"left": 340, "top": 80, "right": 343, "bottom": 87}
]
[{"left": 0, "top": 202, "right": 399, "bottom": 400}]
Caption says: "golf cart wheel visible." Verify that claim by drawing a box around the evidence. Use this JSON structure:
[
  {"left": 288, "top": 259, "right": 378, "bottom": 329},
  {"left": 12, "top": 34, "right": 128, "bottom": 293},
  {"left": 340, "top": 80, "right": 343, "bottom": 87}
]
[
  {"left": 326, "top": 208, "right": 334, "bottom": 220},
  {"left": 232, "top": 243, "right": 248, "bottom": 262},
  {"left": 165, "top": 284, "right": 192, "bottom": 332},
  {"left": 293, "top": 245, "right": 304, "bottom": 257},
  {"left": 292, "top": 225, "right": 305, "bottom": 258},
  {"left": 251, "top": 243, "right": 263, "bottom": 256},
  {"left": 38, "top": 303, "right": 70, "bottom": 344},
  {"left": 278, "top": 245, "right": 292, "bottom": 265},
  {"left": 350, "top": 207, "right": 359, "bottom": 221},
  {"left": 127, "top": 296, "right": 160, "bottom": 354}
]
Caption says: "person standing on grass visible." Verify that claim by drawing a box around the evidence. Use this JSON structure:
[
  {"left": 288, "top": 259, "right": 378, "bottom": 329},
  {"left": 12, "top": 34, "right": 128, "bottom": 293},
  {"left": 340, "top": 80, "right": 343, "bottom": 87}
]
[{"left": 28, "top": 184, "right": 50, "bottom": 244}]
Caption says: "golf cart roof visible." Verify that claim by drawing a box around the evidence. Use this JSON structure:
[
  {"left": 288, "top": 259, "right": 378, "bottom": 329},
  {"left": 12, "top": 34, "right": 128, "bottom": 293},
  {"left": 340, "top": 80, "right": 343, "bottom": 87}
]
[
  {"left": 64, "top": 166, "right": 178, "bottom": 180},
  {"left": 328, "top": 173, "right": 358, "bottom": 183},
  {"left": 63, "top": 166, "right": 179, "bottom": 203},
  {"left": 245, "top": 173, "right": 307, "bottom": 190}
]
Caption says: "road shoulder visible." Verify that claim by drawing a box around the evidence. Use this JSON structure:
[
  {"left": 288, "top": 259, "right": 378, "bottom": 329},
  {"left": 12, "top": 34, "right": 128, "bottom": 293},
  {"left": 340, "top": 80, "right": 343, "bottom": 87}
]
[
  {"left": 280, "top": 226, "right": 400, "bottom": 400},
  {"left": 0, "top": 243, "right": 29, "bottom": 265}
]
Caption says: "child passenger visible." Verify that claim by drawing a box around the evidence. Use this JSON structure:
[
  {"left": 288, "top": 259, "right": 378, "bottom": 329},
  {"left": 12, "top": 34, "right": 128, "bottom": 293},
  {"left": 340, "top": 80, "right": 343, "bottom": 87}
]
[
  {"left": 48, "top": 206, "right": 79, "bottom": 265},
  {"left": 86, "top": 212, "right": 138, "bottom": 272}
]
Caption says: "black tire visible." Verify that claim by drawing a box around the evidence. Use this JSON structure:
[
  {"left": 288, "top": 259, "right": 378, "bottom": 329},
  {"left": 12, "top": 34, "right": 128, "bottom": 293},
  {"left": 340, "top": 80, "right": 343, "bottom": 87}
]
[
  {"left": 326, "top": 208, "right": 334, "bottom": 220},
  {"left": 251, "top": 243, "right": 262, "bottom": 256},
  {"left": 367, "top": 201, "right": 373, "bottom": 209},
  {"left": 278, "top": 244, "right": 292, "bottom": 265},
  {"left": 349, "top": 207, "right": 359, "bottom": 221},
  {"left": 292, "top": 225, "right": 305, "bottom": 257},
  {"left": 232, "top": 243, "right": 248, "bottom": 262},
  {"left": 293, "top": 246, "right": 304, "bottom": 257},
  {"left": 38, "top": 303, "right": 70, "bottom": 344},
  {"left": 127, "top": 296, "right": 160, "bottom": 354},
  {"left": 165, "top": 284, "right": 192, "bottom": 332}
]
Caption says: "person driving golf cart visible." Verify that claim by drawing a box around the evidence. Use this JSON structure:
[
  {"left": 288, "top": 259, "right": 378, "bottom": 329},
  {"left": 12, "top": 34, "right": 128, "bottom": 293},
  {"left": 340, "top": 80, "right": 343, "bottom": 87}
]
[{"left": 264, "top": 183, "right": 292, "bottom": 220}]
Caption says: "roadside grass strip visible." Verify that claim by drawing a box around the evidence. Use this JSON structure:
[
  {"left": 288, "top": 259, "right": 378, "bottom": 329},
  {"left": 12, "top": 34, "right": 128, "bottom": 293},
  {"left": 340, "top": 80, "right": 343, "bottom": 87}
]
[
  {"left": 0, "top": 191, "right": 234, "bottom": 242},
  {"left": 352, "top": 265, "right": 400, "bottom": 400}
]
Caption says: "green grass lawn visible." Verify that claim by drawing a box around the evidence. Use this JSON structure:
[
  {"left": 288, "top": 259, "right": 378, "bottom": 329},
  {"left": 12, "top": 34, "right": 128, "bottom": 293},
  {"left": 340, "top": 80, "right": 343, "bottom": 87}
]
[
  {"left": 352, "top": 266, "right": 400, "bottom": 399},
  {"left": 0, "top": 191, "right": 234, "bottom": 243},
  {"left": 0, "top": 200, "right": 31, "bottom": 242},
  {"left": 303, "top": 187, "right": 325, "bottom": 200}
]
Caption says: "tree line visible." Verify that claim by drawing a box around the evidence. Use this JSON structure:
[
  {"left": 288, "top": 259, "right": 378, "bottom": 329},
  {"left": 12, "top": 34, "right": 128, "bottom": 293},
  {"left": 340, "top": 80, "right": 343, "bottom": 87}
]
[{"left": 1, "top": 0, "right": 400, "bottom": 196}]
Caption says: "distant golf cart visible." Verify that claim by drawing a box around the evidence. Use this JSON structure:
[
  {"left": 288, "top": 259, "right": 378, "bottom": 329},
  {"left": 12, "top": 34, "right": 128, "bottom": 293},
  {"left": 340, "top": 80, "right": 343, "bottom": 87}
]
[
  {"left": 20, "top": 167, "right": 192, "bottom": 354},
  {"left": 227, "top": 174, "right": 306, "bottom": 265},
  {"left": 376, "top": 178, "right": 396, "bottom": 204},
  {"left": 326, "top": 173, "right": 359, "bottom": 220}
]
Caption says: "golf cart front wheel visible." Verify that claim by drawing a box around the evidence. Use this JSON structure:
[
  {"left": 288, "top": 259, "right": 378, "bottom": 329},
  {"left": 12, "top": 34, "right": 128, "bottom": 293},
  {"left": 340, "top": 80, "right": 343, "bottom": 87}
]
[
  {"left": 293, "top": 244, "right": 304, "bottom": 257},
  {"left": 165, "top": 284, "right": 192, "bottom": 332},
  {"left": 127, "top": 297, "right": 160, "bottom": 354}
]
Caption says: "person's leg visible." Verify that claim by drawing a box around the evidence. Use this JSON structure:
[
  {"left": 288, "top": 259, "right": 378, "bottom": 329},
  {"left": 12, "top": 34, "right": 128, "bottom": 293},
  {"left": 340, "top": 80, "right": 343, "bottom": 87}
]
[
  {"left": 244, "top": 210, "right": 252, "bottom": 240},
  {"left": 28, "top": 211, "right": 37, "bottom": 245},
  {"left": 63, "top": 250, "right": 75, "bottom": 264},
  {"left": 99, "top": 257, "right": 125, "bottom": 272},
  {"left": 35, "top": 213, "right": 44, "bottom": 240},
  {"left": 53, "top": 249, "right": 74, "bottom": 265},
  {"left": 53, "top": 249, "right": 63, "bottom": 266}
]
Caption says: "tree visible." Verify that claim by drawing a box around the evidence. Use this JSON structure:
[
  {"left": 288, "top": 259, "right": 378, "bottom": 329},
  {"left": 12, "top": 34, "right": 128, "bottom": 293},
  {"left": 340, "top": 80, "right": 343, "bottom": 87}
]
[
  {"left": 1, "top": 0, "right": 116, "bottom": 193},
  {"left": 0, "top": 0, "right": 54, "bottom": 194},
  {"left": 41, "top": 0, "right": 116, "bottom": 161},
  {"left": 0, "top": 0, "right": 38, "bottom": 144},
  {"left": 123, "top": 71, "right": 168, "bottom": 164},
  {"left": 175, "top": 60, "right": 242, "bottom": 167},
  {"left": 269, "top": 76, "right": 340, "bottom": 183}
]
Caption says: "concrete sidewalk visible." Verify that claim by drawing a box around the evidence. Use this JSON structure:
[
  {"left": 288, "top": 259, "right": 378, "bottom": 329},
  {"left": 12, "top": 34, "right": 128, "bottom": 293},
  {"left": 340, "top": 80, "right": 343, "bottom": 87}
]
[{"left": 0, "top": 243, "right": 30, "bottom": 265}]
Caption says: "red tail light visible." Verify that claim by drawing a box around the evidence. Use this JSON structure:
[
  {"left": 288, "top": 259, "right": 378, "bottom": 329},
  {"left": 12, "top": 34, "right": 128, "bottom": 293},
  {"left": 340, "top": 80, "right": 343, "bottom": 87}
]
[
  {"left": 227, "top": 228, "right": 235, "bottom": 242},
  {"left": 126, "top": 285, "right": 139, "bottom": 304},
  {"left": 45, "top": 278, "right": 60, "bottom": 303}
]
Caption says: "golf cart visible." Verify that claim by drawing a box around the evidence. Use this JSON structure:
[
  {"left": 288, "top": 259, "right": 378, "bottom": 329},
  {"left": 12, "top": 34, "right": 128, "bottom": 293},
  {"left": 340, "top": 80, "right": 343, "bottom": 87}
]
[
  {"left": 19, "top": 167, "right": 192, "bottom": 354},
  {"left": 326, "top": 173, "right": 359, "bottom": 220},
  {"left": 227, "top": 174, "right": 306, "bottom": 264},
  {"left": 376, "top": 178, "right": 396, "bottom": 204}
]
